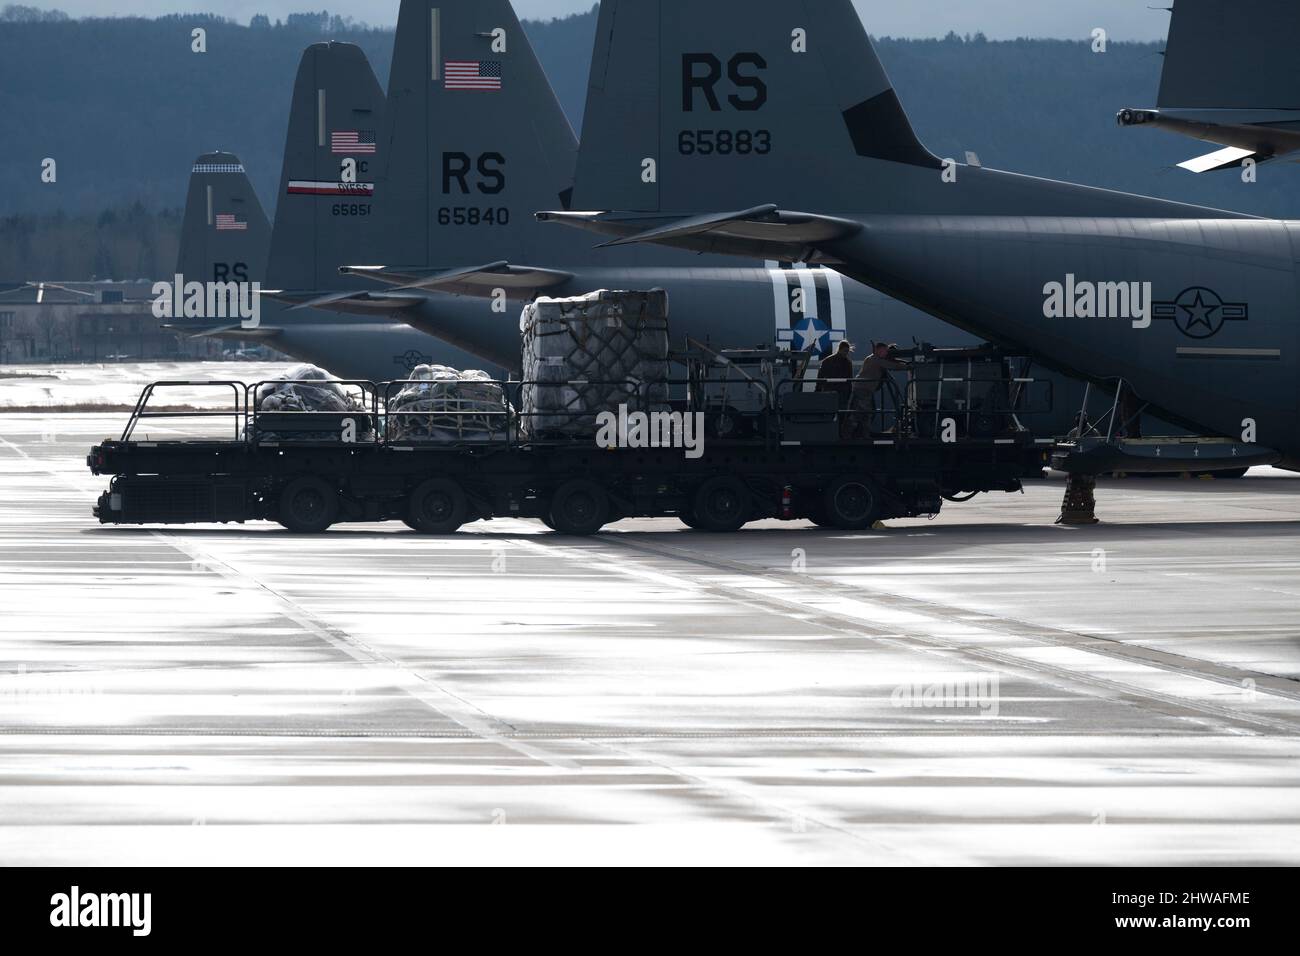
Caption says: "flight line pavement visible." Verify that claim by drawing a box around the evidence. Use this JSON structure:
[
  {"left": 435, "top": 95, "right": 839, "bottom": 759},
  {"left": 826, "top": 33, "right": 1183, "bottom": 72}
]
[{"left": 1, "top": 408, "right": 1298, "bottom": 866}]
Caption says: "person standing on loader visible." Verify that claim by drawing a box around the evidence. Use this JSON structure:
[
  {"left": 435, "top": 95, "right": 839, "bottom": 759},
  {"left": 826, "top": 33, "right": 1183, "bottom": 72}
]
[
  {"left": 816, "top": 340, "right": 856, "bottom": 437},
  {"left": 848, "top": 342, "right": 910, "bottom": 438}
]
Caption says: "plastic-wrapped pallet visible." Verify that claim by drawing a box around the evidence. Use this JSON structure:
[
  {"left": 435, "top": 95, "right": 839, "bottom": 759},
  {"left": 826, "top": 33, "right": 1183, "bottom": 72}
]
[
  {"left": 386, "top": 365, "right": 511, "bottom": 443},
  {"left": 254, "top": 364, "right": 359, "bottom": 413},
  {"left": 520, "top": 289, "right": 670, "bottom": 438},
  {"left": 251, "top": 364, "right": 372, "bottom": 441}
]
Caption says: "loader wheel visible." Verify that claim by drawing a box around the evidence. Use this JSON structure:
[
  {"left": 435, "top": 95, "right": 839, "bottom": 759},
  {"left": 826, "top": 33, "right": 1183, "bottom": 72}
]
[
  {"left": 548, "top": 480, "right": 610, "bottom": 536},
  {"left": 693, "top": 476, "right": 751, "bottom": 532},
  {"left": 406, "top": 478, "right": 468, "bottom": 534},
  {"left": 278, "top": 477, "right": 339, "bottom": 534},
  {"left": 678, "top": 507, "right": 704, "bottom": 531},
  {"left": 822, "top": 477, "right": 881, "bottom": 531}
]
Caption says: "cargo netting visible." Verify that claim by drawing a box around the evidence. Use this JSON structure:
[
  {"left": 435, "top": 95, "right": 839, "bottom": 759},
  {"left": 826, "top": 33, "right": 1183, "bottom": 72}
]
[{"left": 520, "top": 289, "right": 671, "bottom": 438}]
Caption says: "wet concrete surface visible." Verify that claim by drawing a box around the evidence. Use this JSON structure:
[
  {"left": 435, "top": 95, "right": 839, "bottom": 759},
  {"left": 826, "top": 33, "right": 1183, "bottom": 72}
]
[{"left": 2, "top": 404, "right": 1298, "bottom": 865}]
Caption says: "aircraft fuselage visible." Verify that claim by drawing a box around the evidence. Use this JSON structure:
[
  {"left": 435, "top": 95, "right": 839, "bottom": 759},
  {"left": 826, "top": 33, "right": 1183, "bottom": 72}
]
[{"left": 828, "top": 215, "right": 1300, "bottom": 460}]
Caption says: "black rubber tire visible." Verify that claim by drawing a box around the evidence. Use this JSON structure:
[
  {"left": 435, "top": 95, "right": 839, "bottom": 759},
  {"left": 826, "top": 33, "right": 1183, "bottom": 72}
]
[
  {"left": 1210, "top": 468, "right": 1250, "bottom": 480},
  {"left": 278, "top": 476, "right": 339, "bottom": 534},
  {"left": 692, "top": 476, "right": 752, "bottom": 532},
  {"left": 548, "top": 480, "right": 610, "bottom": 536},
  {"left": 406, "top": 478, "right": 469, "bottom": 534},
  {"left": 679, "top": 507, "right": 704, "bottom": 531},
  {"left": 822, "top": 476, "right": 881, "bottom": 531}
]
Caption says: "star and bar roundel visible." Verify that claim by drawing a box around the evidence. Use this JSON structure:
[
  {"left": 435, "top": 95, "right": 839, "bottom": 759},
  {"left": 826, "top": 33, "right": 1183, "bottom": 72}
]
[
  {"left": 768, "top": 261, "right": 848, "bottom": 356},
  {"left": 1153, "top": 287, "right": 1249, "bottom": 340}
]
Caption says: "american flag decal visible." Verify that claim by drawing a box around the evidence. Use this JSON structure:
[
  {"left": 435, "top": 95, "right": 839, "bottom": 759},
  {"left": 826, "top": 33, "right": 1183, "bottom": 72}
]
[
  {"left": 215, "top": 213, "right": 247, "bottom": 231},
  {"left": 445, "top": 60, "right": 502, "bottom": 91},
  {"left": 331, "top": 130, "right": 377, "bottom": 154}
]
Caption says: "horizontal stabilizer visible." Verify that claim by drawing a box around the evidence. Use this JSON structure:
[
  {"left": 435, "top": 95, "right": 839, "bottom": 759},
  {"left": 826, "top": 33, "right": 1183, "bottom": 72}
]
[
  {"left": 538, "top": 207, "right": 862, "bottom": 263},
  {"left": 1118, "top": 107, "right": 1300, "bottom": 167},
  {"left": 161, "top": 322, "right": 281, "bottom": 340},
  {"left": 1178, "top": 146, "right": 1257, "bottom": 174},
  {"left": 590, "top": 205, "right": 783, "bottom": 248},
  {"left": 269, "top": 290, "right": 428, "bottom": 315},
  {"left": 341, "top": 262, "right": 575, "bottom": 297}
]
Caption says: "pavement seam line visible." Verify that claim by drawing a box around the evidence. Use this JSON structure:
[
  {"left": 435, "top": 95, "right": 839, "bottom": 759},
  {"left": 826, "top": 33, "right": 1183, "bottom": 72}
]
[
  {"left": 505, "top": 530, "right": 1293, "bottom": 735},
  {"left": 617, "top": 534, "right": 1300, "bottom": 699},
  {"left": 150, "top": 530, "right": 583, "bottom": 771}
]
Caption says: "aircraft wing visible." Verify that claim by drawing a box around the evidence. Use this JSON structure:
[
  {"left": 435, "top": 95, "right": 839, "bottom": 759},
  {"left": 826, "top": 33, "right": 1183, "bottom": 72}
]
[
  {"left": 536, "top": 206, "right": 862, "bottom": 263},
  {"left": 340, "top": 262, "right": 575, "bottom": 298}
]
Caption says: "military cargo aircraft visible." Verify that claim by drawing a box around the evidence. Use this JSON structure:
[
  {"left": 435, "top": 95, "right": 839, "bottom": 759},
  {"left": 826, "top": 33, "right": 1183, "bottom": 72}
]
[
  {"left": 284, "top": 0, "right": 1086, "bottom": 439},
  {"left": 541, "top": 0, "right": 1294, "bottom": 471}
]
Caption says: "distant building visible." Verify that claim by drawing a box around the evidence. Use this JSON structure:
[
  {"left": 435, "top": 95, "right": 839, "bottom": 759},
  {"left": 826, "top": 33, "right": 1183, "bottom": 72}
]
[{"left": 0, "top": 281, "right": 279, "bottom": 364}]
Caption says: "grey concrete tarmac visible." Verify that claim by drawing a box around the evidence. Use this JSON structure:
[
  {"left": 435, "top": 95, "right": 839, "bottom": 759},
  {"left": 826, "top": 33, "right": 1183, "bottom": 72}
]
[{"left": 2, "top": 407, "right": 1298, "bottom": 865}]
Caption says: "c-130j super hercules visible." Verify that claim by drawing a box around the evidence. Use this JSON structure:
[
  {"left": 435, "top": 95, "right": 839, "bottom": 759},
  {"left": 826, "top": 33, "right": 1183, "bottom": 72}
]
[{"left": 543, "top": 0, "right": 1297, "bottom": 494}]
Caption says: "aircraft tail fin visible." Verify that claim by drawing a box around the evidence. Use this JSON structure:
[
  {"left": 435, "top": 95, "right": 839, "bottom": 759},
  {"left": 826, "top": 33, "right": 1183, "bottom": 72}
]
[
  {"left": 1158, "top": 0, "right": 1300, "bottom": 110},
  {"left": 265, "top": 41, "right": 386, "bottom": 292},
  {"left": 377, "top": 0, "right": 587, "bottom": 268},
  {"left": 572, "top": 0, "right": 939, "bottom": 216},
  {"left": 177, "top": 151, "right": 271, "bottom": 285},
  {"left": 565, "top": 0, "right": 1236, "bottom": 221}
]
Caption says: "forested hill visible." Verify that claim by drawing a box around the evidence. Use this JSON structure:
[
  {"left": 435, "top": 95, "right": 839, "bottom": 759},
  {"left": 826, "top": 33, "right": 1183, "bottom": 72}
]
[
  {"left": 1, "top": 9, "right": 600, "bottom": 218},
  {"left": 2, "top": 8, "right": 1296, "bottom": 273}
]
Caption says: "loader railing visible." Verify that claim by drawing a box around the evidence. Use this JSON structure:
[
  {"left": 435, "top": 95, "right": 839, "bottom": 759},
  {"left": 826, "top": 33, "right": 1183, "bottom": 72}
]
[
  {"left": 774, "top": 370, "right": 1054, "bottom": 441},
  {"left": 118, "top": 377, "right": 754, "bottom": 449},
  {"left": 117, "top": 370, "right": 1053, "bottom": 450},
  {"left": 120, "top": 382, "right": 247, "bottom": 442}
]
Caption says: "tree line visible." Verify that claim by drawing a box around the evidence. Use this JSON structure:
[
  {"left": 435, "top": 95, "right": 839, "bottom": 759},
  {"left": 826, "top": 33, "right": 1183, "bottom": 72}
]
[{"left": 2, "top": 11, "right": 1294, "bottom": 280}]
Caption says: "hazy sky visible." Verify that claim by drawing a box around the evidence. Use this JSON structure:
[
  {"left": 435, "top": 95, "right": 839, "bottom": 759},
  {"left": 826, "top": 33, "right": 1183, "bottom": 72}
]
[{"left": 21, "top": 1, "right": 1175, "bottom": 40}]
